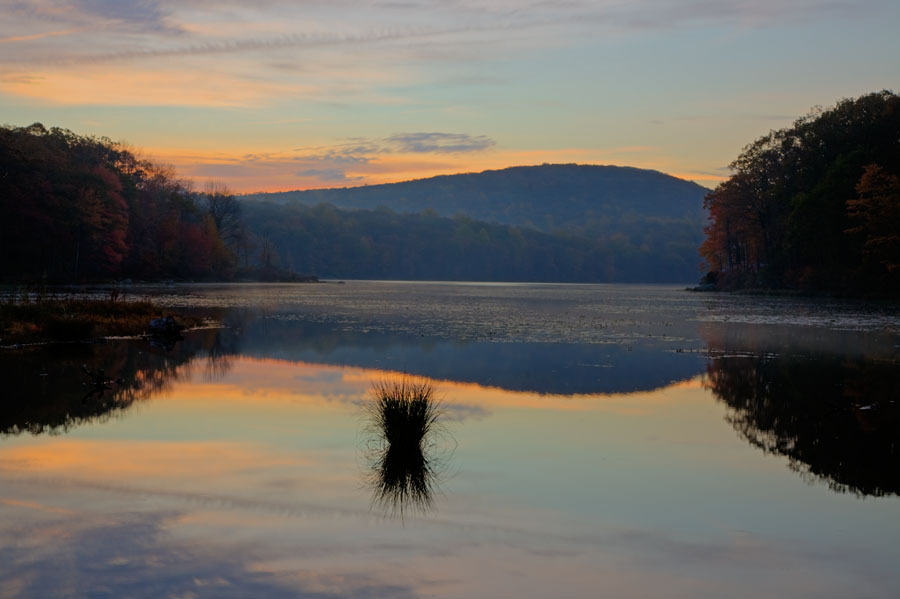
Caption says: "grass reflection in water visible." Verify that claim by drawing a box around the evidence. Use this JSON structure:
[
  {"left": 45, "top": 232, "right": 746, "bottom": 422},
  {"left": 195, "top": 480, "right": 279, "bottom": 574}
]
[{"left": 363, "top": 377, "right": 452, "bottom": 518}]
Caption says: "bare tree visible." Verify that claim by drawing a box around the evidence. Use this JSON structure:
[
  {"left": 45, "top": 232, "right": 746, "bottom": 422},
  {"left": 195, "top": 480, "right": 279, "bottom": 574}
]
[
  {"left": 258, "top": 232, "right": 279, "bottom": 269},
  {"left": 203, "top": 181, "right": 242, "bottom": 247}
]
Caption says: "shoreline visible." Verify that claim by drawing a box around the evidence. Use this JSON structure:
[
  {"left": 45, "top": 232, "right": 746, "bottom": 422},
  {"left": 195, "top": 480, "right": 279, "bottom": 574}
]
[
  {"left": 0, "top": 297, "right": 207, "bottom": 347},
  {"left": 686, "top": 285, "right": 900, "bottom": 300}
]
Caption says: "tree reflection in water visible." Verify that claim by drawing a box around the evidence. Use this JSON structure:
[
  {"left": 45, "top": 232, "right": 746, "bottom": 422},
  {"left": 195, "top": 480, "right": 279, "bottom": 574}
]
[
  {"left": 362, "top": 377, "right": 452, "bottom": 518},
  {"left": 705, "top": 355, "right": 900, "bottom": 496},
  {"left": 0, "top": 328, "right": 235, "bottom": 437}
]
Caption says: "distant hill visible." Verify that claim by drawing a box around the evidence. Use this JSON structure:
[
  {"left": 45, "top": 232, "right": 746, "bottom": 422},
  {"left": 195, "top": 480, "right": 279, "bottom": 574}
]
[{"left": 243, "top": 164, "right": 708, "bottom": 236}]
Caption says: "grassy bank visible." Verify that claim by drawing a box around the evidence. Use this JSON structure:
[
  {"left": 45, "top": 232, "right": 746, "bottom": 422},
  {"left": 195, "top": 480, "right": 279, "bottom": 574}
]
[{"left": 0, "top": 296, "right": 201, "bottom": 346}]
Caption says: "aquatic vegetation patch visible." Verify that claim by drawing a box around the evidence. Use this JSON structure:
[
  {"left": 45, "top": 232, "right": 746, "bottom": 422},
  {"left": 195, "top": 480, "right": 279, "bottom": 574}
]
[
  {"left": 0, "top": 296, "right": 200, "bottom": 345},
  {"left": 363, "top": 377, "right": 451, "bottom": 517}
]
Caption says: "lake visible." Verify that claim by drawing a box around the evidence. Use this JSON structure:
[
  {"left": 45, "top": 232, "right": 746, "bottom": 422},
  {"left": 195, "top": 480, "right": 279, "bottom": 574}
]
[{"left": 2, "top": 282, "right": 899, "bottom": 598}]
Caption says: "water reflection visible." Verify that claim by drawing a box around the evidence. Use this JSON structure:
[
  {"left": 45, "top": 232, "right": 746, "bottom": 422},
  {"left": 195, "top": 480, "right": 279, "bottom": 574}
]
[
  {"left": 362, "top": 378, "right": 451, "bottom": 517},
  {"left": 705, "top": 354, "right": 900, "bottom": 496},
  {"left": 0, "top": 329, "right": 235, "bottom": 436},
  {"left": 213, "top": 313, "right": 706, "bottom": 395},
  {"left": 2, "top": 348, "right": 900, "bottom": 597}
]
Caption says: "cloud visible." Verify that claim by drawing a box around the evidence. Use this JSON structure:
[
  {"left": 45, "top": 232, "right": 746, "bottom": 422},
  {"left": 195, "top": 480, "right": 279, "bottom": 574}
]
[
  {"left": 8, "top": 27, "right": 470, "bottom": 67},
  {"left": 5, "top": 0, "right": 183, "bottom": 35},
  {"left": 0, "top": 509, "right": 420, "bottom": 599},
  {"left": 0, "top": 28, "right": 81, "bottom": 44},
  {"left": 74, "top": 0, "right": 177, "bottom": 32},
  {"left": 293, "top": 132, "right": 497, "bottom": 160},
  {"left": 296, "top": 168, "right": 363, "bottom": 182},
  {"left": 0, "top": 64, "right": 319, "bottom": 107},
  {"left": 384, "top": 132, "right": 496, "bottom": 153},
  {"left": 291, "top": 150, "right": 375, "bottom": 165},
  {"left": 230, "top": 133, "right": 495, "bottom": 184}
]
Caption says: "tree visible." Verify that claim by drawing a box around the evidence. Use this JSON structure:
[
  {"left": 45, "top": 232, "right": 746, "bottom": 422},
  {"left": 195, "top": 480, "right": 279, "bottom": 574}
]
[
  {"left": 847, "top": 164, "right": 900, "bottom": 275},
  {"left": 203, "top": 181, "right": 242, "bottom": 248},
  {"left": 258, "top": 232, "right": 279, "bottom": 270}
]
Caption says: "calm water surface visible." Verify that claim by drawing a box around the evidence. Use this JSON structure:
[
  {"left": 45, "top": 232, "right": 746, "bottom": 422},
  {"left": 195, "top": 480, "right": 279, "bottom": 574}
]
[{"left": 2, "top": 282, "right": 899, "bottom": 598}]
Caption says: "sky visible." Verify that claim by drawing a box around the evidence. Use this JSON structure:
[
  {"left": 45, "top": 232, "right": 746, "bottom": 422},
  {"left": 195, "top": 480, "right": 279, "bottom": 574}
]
[{"left": 1, "top": 0, "right": 898, "bottom": 193}]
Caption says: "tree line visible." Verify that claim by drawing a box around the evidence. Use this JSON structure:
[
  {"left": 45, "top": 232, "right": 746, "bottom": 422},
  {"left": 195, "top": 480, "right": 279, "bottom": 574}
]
[
  {"left": 0, "top": 123, "right": 244, "bottom": 283},
  {"left": 700, "top": 90, "right": 900, "bottom": 293},
  {"left": 240, "top": 200, "right": 700, "bottom": 282}
]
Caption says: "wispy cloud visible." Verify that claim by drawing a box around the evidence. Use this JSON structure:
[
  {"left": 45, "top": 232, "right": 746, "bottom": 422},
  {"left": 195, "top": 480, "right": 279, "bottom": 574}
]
[
  {"left": 5, "top": 26, "right": 478, "bottom": 67},
  {"left": 296, "top": 168, "right": 364, "bottom": 182},
  {"left": 0, "top": 28, "right": 81, "bottom": 43},
  {"left": 0, "top": 65, "right": 320, "bottom": 107},
  {"left": 74, "top": 0, "right": 179, "bottom": 32},
  {"left": 5, "top": 0, "right": 183, "bottom": 34},
  {"left": 385, "top": 132, "right": 496, "bottom": 153},
  {"left": 293, "top": 132, "right": 497, "bottom": 159}
]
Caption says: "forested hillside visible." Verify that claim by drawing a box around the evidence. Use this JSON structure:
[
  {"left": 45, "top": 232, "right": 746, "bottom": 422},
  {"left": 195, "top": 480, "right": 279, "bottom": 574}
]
[
  {"left": 701, "top": 91, "right": 900, "bottom": 293},
  {"left": 245, "top": 164, "right": 707, "bottom": 237},
  {"left": 240, "top": 201, "right": 699, "bottom": 282}
]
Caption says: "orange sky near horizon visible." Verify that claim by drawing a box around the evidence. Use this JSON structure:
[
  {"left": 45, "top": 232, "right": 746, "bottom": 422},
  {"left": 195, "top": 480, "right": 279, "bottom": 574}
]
[{"left": 143, "top": 145, "right": 729, "bottom": 193}]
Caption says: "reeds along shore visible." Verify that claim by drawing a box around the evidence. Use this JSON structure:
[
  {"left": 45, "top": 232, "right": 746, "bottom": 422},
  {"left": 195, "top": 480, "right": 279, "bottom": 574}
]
[{"left": 0, "top": 294, "right": 198, "bottom": 345}]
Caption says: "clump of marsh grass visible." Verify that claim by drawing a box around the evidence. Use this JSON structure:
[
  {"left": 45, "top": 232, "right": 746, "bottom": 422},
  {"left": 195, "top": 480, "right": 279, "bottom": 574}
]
[{"left": 364, "top": 377, "right": 447, "bottom": 517}]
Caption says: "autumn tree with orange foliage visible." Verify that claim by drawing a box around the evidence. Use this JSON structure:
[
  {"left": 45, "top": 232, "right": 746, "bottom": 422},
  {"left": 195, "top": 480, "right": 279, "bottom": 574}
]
[{"left": 847, "top": 165, "right": 900, "bottom": 273}]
